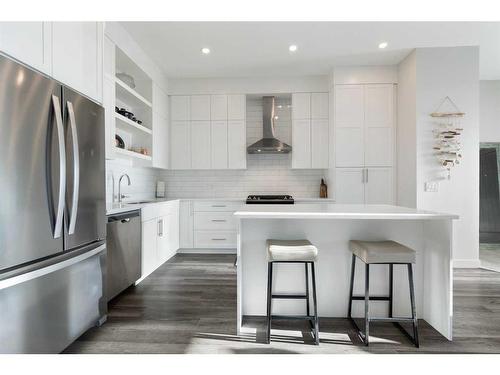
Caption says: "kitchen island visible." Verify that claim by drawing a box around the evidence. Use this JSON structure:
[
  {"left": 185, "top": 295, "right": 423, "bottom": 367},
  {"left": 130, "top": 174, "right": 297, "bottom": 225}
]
[{"left": 234, "top": 204, "right": 458, "bottom": 340}]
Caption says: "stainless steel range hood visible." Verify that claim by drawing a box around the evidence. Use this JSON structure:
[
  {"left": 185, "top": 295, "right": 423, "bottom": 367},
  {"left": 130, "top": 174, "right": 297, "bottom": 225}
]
[{"left": 247, "top": 96, "right": 292, "bottom": 154}]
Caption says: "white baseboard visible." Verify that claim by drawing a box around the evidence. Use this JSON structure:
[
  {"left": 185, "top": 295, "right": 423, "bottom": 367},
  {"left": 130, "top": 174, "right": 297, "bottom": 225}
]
[
  {"left": 177, "top": 248, "right": 237, "bottom": 255},
  {"left": 453, "top": 258, "right": 481, "bottom": 268}
]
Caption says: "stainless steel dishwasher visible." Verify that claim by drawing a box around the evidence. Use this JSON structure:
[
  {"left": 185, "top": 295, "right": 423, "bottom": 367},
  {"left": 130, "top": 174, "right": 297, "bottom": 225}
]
[{"left": 106, "top": 210, "right": 141, "bottom": 301}]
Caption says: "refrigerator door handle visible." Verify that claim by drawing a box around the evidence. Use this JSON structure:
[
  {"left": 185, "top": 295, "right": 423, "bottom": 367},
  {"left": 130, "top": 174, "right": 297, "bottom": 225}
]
[
  {"left": 51, "top": 95, "right": 66, "bottom": 239},
  {"left": 67, "top": 101, "right": 79, "bottom": 235}
]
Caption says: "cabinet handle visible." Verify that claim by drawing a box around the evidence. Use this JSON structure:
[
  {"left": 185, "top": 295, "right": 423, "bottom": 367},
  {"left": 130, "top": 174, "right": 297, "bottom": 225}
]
[
  {"left": 366, "top": 169, "right": 369, "bottom": 183},
  {"left": 212, "top": 205, "right": 227, "bottom": 208},
  {"left": 158, "top": 219, "right": 163, "bottom": 237},
  {"left": 212, "top": 219, "right": 227, "bottom": 222},
  {"left": 212, "top": 238, "right": 227, "bottom": 241}
]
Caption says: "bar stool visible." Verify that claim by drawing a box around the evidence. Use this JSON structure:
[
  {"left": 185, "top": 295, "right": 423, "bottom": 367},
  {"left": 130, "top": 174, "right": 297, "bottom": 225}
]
[
  {"left": 266, "top": 239, "right": 319, "bottom": 345},
  {"left": 347, "top": 240, "right": 419, "bottom": 347}
]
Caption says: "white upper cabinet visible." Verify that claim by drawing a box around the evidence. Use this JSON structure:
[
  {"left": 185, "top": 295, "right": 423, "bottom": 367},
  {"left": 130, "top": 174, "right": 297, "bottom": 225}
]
[
  {"left": 211, "top": 95, "right": 228, "bottom": 120},
  {"left": 190, "top": 95, "right": 211, "bottom": 120},
  {"left": 211, "top": 121, "right": 228, "bottom": 169},
  {"left": 311, "top": 119, "right": 329, "bottom": 168},
  {"left": 292, "top": 93, "right": 311, "bottom": 119},
  {"left": 171, "top": 121, "right": 191, "bottom": 169},
  {"left": 228, "top": 120, "right": 247, "bottom": 169},
  {"left": 0, "top": 22, "right": 52, "bottom": 75},
  {"left": 311, "top": 93, "right": 329, "bottom": 119},
  {"left": 291, "top": 92, "right": 329, "bottom": 169},
  {"left": 227, "top": 94, "right": 246, "bottom": 120},
  {"left": 52, "top": 22, "right": 103, "bottom": 102},
  {"left": 171, "top": 96, "right": 190, "bottom": 121},
  {"left": 191, "top": 121, "right": 211, "bottom": 169},
  {"left": 364, "top": 84, "right": 394, "bottom": 167},
  {"left": 292, "top": 119, "right": 311, "bottom": 169},
  {"left": 335, "top": 84, "right": 394, "bottom": 168}
]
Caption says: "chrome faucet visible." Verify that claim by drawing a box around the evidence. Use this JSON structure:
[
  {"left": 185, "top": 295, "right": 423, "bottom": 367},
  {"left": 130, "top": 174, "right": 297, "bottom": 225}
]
[{"left": 118, "top": 174, "right": 131, "bottom": 203}]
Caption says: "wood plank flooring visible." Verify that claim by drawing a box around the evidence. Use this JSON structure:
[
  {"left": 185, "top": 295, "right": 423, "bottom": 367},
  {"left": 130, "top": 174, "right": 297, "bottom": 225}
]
[{"left": 64, "top": 254, "right": 500, "bottom": 354}]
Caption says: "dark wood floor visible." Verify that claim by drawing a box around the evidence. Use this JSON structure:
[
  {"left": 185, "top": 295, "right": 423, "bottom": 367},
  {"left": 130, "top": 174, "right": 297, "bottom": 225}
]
[{"left": 64, "top": 254, "right": 500, "bottom": 354}]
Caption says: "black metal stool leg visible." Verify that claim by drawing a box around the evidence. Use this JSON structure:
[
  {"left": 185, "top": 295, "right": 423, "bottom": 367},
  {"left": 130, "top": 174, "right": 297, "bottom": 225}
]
[
  {"left": 348, "top": 254, "right": 356, "bottom": 319},
  {"left": 364, "top": 263, "right": 370, "bottom": 346},
  {"left": 266, "top": 262, "right": 273, "bottom": 344},
  {"left": 408, "top": 263, "right": 420, "bottom": 348},
  {"left": 389, "top": 264, "right": 394, "bottom": 318},
  {"left": 305, "top": 263, "right": 310, "bottom": 317},
  {"left": 311, "top": 262, "right": 319, "bottom": 345}
]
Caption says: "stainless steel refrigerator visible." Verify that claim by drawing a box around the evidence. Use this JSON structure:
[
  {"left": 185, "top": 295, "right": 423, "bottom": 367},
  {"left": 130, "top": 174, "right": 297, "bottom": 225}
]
[{"left": 0, "top": 52, "right": 107, "bottom": 353}]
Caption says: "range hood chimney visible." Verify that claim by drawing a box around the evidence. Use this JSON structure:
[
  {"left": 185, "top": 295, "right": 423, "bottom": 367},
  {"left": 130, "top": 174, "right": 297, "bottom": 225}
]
[{"left": 247, "top": 96, "right": 292, "bottom": 154}]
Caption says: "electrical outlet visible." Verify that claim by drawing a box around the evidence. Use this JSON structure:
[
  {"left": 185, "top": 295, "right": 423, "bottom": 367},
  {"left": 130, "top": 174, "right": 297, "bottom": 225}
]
[{"left": 425, "top": 181, "right": 439, "bottom": 192}]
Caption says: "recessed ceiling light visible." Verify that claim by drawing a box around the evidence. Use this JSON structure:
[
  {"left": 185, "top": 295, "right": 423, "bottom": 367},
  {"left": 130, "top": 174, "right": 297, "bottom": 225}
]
[
  {"left": 289, "top": 44, "right": 298, "bottom": 52},
  {"left": 201, "top": 47, "right": 211, "bottom": 54},
  {"left": 378, "top": 42, "right": 388, "bottom": 49}
]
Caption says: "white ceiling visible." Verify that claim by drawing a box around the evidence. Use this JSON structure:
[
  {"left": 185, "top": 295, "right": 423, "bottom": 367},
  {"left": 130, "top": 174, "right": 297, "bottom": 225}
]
[{"left": 120, "top": 22, "right": 500, "bottom": 80}]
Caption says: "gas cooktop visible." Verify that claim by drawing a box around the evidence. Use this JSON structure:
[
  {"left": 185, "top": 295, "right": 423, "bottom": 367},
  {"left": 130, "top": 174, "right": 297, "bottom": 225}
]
[{"left": 246, "top": 195, "right": 294, "bottom": 204}]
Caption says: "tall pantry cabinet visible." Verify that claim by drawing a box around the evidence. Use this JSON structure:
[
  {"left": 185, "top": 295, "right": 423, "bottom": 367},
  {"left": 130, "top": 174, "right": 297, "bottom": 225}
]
[{"left": 334, "top": 84, "right": 395, "bottom": 204}]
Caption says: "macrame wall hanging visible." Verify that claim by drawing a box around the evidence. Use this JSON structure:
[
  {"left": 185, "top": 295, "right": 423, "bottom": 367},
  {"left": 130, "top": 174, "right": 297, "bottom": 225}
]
[{"left": 430, "top": 96, "right": 465, "bottom": 179}]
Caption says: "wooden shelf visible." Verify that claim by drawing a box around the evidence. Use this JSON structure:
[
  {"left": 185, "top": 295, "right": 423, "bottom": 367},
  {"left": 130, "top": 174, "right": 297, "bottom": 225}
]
[
  {"left": 115, "top": 78, "right": 152, "bottom": 108},
  {"left": 115, "top": 113, "right": 152, "bottom": 135},
  {"left": 114, "top": 147, "right": 152, "bottom": 161}
]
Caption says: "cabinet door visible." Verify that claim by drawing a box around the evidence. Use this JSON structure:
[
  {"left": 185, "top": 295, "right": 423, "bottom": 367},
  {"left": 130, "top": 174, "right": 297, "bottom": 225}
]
[
  {"left": 365, "top": 168, "right": 394, "bottom": 204},
  {"left": 228, "top": 120, "right": 247, "bottom": 169},
  {"left": 171, "top": 96, "right": 190, "bottom": 121},
  {"left": 180, "top": 201, "right": 194, "bottom": 248},
  {"left": 311, "top": 93, "right": 329, "bottom": 119},
  {"left": 190, "top": 95, "right": 211, "bottom": 121},
  {"left": 292, "top": 93, "right": 311, "bottom": 119},
  {"left": 335, "top": 168, "right": 365, "bottom": 204},
  {"left": 157, "top": 216, "right": 170, "bottom": 264},
  {"left": 227, "top": 94, "right": 246, "bottom": 120},
  {"left": 52, "top": 22, "right": 103, "bottom": 102},
  {"left": 191, "top": 121, "right": 211, "bottom": 169},
  {"left": 292, "top": 119, "right": 311, "bottom": 168},
  {"left": 335, "top": 85, "right": 364, "bottom": 167},
  {"left": 211, "top": 95, "right": 228, "bottom": 120},
  {"left": 364, "top": 84, "right": 394, "bottom": 167},
  {"left": 211, "top": 121, "right": 228, "bottom": 169},
  {"left": 167, "top": 203, "right": 180, "bottom": 255},
  {"left": 153, "top": 111, "right": 169, "bottom": 169},
  {"left": 171, "top": 121, "right": 191, "bottom": 169},
  {"left": 311, "top": 119, "right": 329, "bottom": 168},
  {"left": 0, "top": 22, "right": 51, "bottom": 74},
  {"left": 142, "top": 219, "right": 158, "bottom": 277},
  {"left": 103, "top": 77, "right": 116, "bottom": 160}
]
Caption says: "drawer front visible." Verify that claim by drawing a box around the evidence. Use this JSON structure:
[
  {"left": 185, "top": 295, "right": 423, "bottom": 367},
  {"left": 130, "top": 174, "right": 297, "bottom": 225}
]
[
  {"left": 194, "top": 212, "right": 237, "bottom": 231},
  {"left": 194, "top": 231, "right": 237, "bottom": 248},
  {"left": 193, "top": 201, "right": 244, "bottom": 212}
]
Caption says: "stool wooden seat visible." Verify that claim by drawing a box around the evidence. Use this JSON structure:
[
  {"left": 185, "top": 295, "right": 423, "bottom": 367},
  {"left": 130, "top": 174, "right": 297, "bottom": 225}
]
[
  {"left": 348, "top": 240, "right": 419, "bottom": 347},
  {"left": 266, "top": 239, "right": 319, "bottom": 345}
]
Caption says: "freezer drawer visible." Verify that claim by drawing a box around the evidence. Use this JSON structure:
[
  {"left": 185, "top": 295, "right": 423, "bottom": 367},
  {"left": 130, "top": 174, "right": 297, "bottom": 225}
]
[{"left": 0, "top": 243, "right": 106, "bottom": 353}]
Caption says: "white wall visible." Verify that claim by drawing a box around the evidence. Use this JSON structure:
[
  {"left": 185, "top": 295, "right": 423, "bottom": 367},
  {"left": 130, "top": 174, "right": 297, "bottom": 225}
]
[
  {"left": 397, "top": 51, "right": 417, "bottom": 208},
  {"left": 168, "top": 75, "right": 329, "bottom": 95},
  {"left": 480, "top": 80, "right": 500, "bottom": 142},
  {"left": 414, "top": 46, "right": 480, "bottom": 267}
]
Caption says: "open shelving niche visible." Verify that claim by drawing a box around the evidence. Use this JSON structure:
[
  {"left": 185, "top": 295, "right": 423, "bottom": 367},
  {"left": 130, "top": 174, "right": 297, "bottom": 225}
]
[{"left": 114, "top": 46, "right": 153, "bottom": 165}]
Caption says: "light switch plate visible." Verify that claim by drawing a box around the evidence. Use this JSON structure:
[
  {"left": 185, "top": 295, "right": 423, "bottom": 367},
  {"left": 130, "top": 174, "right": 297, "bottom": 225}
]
[{"left": 425, "top": 181, "right": 439, "bottom": 192}]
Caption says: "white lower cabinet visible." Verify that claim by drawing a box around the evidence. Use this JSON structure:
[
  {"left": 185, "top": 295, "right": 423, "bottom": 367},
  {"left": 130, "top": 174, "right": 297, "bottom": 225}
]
[
  {"left": 335, "top": 167, "right": 393, "bottom": 204},
  {"left": 140, "top": 201, "right": 180, "bottom": 279},
  {"left": 179, "top": 200, "right": 243, "bottom": 251}
]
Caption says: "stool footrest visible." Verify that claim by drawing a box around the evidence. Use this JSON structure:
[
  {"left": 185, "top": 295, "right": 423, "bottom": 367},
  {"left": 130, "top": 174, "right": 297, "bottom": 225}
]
[
  {"left": 272, "top": 294, "right": 308, "bottom": 299},
  {"left": 369, "top": 317, "right": 414, "bottom": 323},
  {"left": 271, "top": 315, "right": 315, "bottom": 321},
  {"left": 351, "top": 295, "right": 390, "bottom": 301}
]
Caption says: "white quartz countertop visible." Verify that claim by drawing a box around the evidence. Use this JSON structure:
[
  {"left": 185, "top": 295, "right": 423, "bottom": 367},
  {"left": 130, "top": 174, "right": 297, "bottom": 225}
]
[
  {"left": 234, "top": 204, "right": 459, "bottom": 220},
  {"left": 106, "top": 197, "right": 335, "bottom": 215}
]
